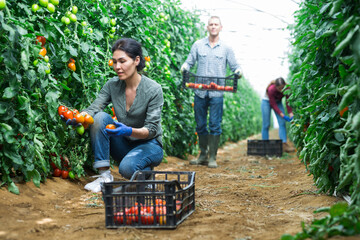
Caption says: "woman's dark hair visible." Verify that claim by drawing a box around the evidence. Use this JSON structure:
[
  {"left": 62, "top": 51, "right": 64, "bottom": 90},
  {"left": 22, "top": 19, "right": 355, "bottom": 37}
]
[
  {"left": 267, "top": 77, "right": 286, "bottom": 91},
  {"left": 111, "top": 38, "right": 145, "bottom": 71},
  {"left": 274, "top": 77, "right": 286, "bottom": 87}
]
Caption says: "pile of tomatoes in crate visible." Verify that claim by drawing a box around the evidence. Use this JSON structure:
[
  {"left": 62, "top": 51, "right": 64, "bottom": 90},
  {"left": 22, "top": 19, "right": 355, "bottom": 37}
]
[
  {"left": 185, "top": 82, "right": 234, "bottom": 91},
  {"left": 57, "top": 105, "right": 94, "bottom": 135},
  {"left": 113, "top": 198, "right": 182, "bottom": 225}
]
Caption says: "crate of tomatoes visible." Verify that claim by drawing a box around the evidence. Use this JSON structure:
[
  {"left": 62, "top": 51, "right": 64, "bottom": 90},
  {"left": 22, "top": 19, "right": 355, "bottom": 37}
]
[
  {"left": 101, "top": 171, "right": 195, "bottom": 229},
  {"left": 182, "top": 70, "right": 240, "bottom": 93}
]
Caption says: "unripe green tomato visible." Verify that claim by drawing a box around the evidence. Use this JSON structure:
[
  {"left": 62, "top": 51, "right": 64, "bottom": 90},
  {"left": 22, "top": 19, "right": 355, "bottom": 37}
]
[
  {"left": 76, "top": 125, "right": 84, "bottom": 135},
  {"left": 72, "top": 5, "right": 78, "bottom": 14},
  {"left": 164, "top": 15, "right": 168, "bottom": 21},
  {"left": 33, "top": 59, "right": 39, "bottom": 66},
  {"left": 61, "top": 16, "right": 66, "bottom": 24},
  {"left": 50, "top": 0, "right": 59, "bottom": 6},
  {"left": 110, "top": 27, "right": 116, "bottom": 33},
  {"left": 81, "top": 21, "right": 87, "bottom": 26},
  {"left": 44, "top": 55, "right": 49, "bottom": 63},
  {"left": 88, "top": 28, "right": 93, "bottom": 33},
  {"left": 64, "top": 28, "right": 71, "bottom": 34},
  {"left": 65, "top": 11, "right": 71, "bottom": 17},
  {"left": 160, "top": 18, "right": 165, "bottom": 22},
  {"left": 69, "top": 14, "right": 77, "bottom": 22},
  {"left": 109, "top": 34, "right": 114, "bottom": 39},
  {"left": 111, "top": 5, "right": 117, "bottom": 11},
  {"left": 39, "top": 0, "right": 48, "bottom": 7},
  {"left": 143, "top": 67, "right": 148, "bottom": 72},
  {"left": 166, "top": 41, "right": 171, "bottom": 48},
  {"left": 45, "top": 68, "right": 51, "bottom": 74},
  {"left": 47, "top": 3, "right": 55, "bottom": 13},
  {"left": 110, "top": 18, "right": 116, "bottom": 26},
  {"left": 0, "top": 0, "right": 6, "bottom": 10},
  {"left": 64, "top": 17, "right": 71, "bottom": 25},
  {"left": 68, "top": 171, "right": 75, "bottom": 179},
  {"left": 159, "top": 12, "right": 165, "bottom": 18},
  {"left": 167, "top": 34, "right": 171, "bottom": 39},
  {"left": 145, "top": 61, "right": 150, "bottom": 68},
  {"left": 31, "top": 4, "right": 40, "bottom": 12}
]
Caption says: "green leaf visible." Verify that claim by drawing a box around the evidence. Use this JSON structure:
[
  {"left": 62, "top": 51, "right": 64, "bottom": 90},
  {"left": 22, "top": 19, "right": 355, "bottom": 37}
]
[
  {"left": 81, "top": 42, "right": 90, "bottom": 53},
  {"left": 31, "top": 169, "right": 41, "bottom": 188},
  {"left": 2, "top": 87, "right": 17, "bottom": 99},
  {"left": 8, "top": 182, "right": 20, "bottom": 195},
  {"left": 329, "top": 202, "right": 348, "bottom": 217},
  {"left": 4, "top": 149, "right": 23, "bottom": 165},
  {"left": 68, "top": 45, "right": 78, "bottom": 57},
  {"left": 21, "top": 51, "right": 29, "bottom": 70}
]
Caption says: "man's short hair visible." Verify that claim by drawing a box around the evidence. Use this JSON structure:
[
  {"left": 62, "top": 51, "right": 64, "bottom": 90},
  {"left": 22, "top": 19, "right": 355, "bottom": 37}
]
[{"left": 208, "top": 16, "right": 222, "bottom": 25}]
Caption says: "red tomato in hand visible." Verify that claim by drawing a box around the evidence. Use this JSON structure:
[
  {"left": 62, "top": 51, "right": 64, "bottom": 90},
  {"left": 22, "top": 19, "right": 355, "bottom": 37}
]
[
  {"left": 58, "top": 105, "right": 67, "bottom": 116},
  {"left": 63, "top": 110, "right": 74, "bottom": 120}
]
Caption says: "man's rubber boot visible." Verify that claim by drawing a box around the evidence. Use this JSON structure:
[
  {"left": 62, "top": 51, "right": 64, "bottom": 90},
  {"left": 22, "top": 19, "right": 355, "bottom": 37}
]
[
  {"left": 208, "top": 135, "right": 220, "bottom": 168},
  {"left": 190, "top": 135, "right": 208, "bottom": 165}
]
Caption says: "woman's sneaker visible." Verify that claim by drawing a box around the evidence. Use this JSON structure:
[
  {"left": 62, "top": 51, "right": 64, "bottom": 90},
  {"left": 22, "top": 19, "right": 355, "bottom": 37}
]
[{"left": 84, "top": 170, "right": 113, "bottom": 192}]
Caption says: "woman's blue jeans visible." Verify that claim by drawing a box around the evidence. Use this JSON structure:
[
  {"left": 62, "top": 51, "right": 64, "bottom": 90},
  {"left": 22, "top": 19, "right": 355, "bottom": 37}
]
[
  {"left": 89, "top": 112, "right": 163, "bottom": 179},
  {"left": 261, "top": 99, "right": 287, "bottom": 143},
  {"left": 194, "top": 94, "right": 223, "bottom": 136}
]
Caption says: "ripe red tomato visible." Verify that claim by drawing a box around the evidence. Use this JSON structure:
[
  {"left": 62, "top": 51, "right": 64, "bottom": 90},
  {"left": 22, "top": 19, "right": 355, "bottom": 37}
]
[
  {"left": 36, "top": 36, "right": 46, "bottom": 47},
  {"left": 74, "top": 113, "right": 84, "bottom": 123},
  {"left": 144, "top": 56, "right": 151, "bottom": 62},
  {"left": 49, "top": 161, "right": 57, "bottom": 170},
  {"left": 108, "top": 59, "right": 113, "bottom": 67},
  {"left": 61, "top": 170, "right": 69, "bottom": 179},
  {"left": 106, "top": 124, "right": 116, "bottom": 129},
  {"left": 69, "top": 58, "right": 75, "bottom": 63},
  {"left": 84, "top": 114, "right": 94, "bottom": 124},
  {"left": 58, "top": 105, "right": 67, "bottom": 116},
  {"left": 68, "top": 62, "right": 76, "bottom": 71},
  {"left": 63, "top": 110, "right": 74, "bottom": 120},
  {"left": 53, "top": 168, "right": 62, "bottom": 177},
  {"left": 114, "top": 212, "right": 124, "bottom": 224},
  {"left": 225, "top": 86, "right": 233, "bottom": 91}
]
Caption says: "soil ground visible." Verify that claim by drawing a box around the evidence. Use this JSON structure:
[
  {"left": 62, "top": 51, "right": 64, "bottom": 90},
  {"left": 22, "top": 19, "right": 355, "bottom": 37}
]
[{"left": 1, "top": 130, "right": 359, "bottom": 240}]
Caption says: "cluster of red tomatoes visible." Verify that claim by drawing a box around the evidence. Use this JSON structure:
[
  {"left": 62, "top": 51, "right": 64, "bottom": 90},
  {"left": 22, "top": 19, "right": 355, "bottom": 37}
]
[
  {"left": 58, "top": 105, "right": 94, "bottom": 135},
  {"left": 49, "top": 153, "right": 75, "bottom": 179},
  {"left": 113, "top": 199, "right": 182, "bottom": 225},
  {"left": 185, "top": 82, "right": 234, "bottom": 92}
]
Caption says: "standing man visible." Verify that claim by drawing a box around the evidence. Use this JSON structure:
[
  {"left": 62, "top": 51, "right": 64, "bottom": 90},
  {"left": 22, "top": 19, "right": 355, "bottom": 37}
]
[{"left": 181, "top": 16, "right": 242, "bottom": 168}]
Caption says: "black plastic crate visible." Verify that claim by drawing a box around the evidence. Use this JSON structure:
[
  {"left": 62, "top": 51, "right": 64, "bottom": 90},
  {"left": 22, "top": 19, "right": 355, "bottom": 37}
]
[
  {"left": 102, "top": 171, "right": 195, "bottom": 229},
  {"left": 182, "top": 71, "right": 239, "bottom": 93},
  {"left": 247, "top": 140, "right": 282, "bottom": 157}
]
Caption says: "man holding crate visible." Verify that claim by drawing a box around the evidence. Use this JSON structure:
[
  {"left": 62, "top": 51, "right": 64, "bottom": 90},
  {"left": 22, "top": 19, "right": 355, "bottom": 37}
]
[{"left": 181, "top": 16, "right": 242, "bottom": 168}]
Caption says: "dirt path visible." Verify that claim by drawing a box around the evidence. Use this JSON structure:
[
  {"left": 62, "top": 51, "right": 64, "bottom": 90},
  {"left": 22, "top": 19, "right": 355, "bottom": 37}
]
[{"left": 0, "top": 130, "right": 356, "bottom": 240}]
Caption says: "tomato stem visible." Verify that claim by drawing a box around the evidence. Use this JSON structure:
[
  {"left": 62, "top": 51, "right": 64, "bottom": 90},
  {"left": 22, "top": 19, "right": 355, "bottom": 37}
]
[{"left": 5, "top": 5, "right": 11, "bottom": 18}]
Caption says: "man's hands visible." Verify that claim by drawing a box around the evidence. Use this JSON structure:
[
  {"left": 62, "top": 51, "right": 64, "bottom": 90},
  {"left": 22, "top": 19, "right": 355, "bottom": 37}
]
[
  {"left": 105, "top": 121, "right": 132, "bottom": 137},
  {"left": 234, "top": 68, "right": 242, "bottom": 79},
  {"left": 60, "top": 115, "right": 82, "bottom": 127},
  {"left": 180, "top": 63, "right": 189, "bottom": 73}
]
